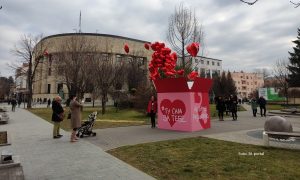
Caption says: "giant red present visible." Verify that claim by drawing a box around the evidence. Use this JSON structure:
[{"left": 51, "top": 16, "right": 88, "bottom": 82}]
[{"left": 153, "top": 77, "right": 212, "bottom": 132}]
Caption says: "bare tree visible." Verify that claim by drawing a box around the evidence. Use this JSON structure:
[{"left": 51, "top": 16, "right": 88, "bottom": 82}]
[
  {"left": 90, "top": 51, "right": 127, "bottom": 114},
  {"left": 254, "top": 68, "right": 270, "bottom": 79},
  {"left": 55, "top": 35, "right": 96, "bottom": 100},
  {"left": 11, "top": 34, "right": 47, "bottom": 108},
  {"left": 0, "top": 76, "right": 14, "bottom": 100},
  {"left": 273, "top": 59, "right": 290, "bottom": 104},
  {"left": 167, "top": 3, "right": 205, "bottom": 70},
  {"left": 240, "top": 0, "right": 300, "bottom": 8}
]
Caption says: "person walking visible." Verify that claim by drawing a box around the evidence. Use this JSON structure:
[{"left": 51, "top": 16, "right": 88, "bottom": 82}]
[
  {"left": 257, "top": 96, "right": 267, "bottom": 117},
  {"left": 216, "top": 96, "right": 225, "bottom": 121},
  {"left": 250, "top": 98, "right": 258, "bottom": 117},
  {"left": 11, "top": 98, "right": 17, "bottom": 112},
  {"left": 147, "top": 95, "right": 157, "bottom": 128},
  {"left": 70, "top": 95, "right": 83, "bottom": 142},
  {"left": 52, "top": 96, "right": 64, "bottom": 139},
  {"left": 229, "top": 95, "right": 238, "bottom": 121},
  {"left": 17, "top": 99, "right": 22, "bottom": 108},
  {"left": 47, "top": 98, "right": 51, "bottom": 108}
]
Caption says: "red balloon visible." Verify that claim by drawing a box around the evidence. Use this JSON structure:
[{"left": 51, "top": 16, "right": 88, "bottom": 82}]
[
  {"left": 170, "top": 52, "right": 177, "bottom": 61},
  {"left": 188, "top": 71, "right": 198, "bottom": 80},
  {"left": 186, "top": 42, "right": 200, "bottom": 57},
  {"left": 144, "top": 43, "right": 150, "bottom": 50},
  {"left": 43, "top": 50, "right": 49, "bottom": 56},
  {"left": 124, "top": 44, "right": 129, "bottom": 54},
  {"left": 186, "top": 44, "right": 192, "bottom": 55}
]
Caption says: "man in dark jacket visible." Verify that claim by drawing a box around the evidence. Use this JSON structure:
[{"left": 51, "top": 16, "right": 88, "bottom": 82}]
[
  {"left": 216, "top": 96, "right": 225, "bottom": 121},
  {"left": 257, "top": 96, "right": 267, "bottom": 117},
  {"left": 52, "top": 96, "right": 64, "bottom": 138},
  {"left": 229, "top": 95, "right": 238, "bottom": 121}
]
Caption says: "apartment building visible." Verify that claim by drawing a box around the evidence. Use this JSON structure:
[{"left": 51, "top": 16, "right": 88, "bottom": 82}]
[{"left": 231, "top": 71, "right": 264, "bottom": 98}]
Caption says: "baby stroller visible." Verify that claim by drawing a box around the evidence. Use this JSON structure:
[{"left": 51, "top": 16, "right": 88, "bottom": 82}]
[{"left": 76, "top": 111, "right": 97, "bottom": 138}]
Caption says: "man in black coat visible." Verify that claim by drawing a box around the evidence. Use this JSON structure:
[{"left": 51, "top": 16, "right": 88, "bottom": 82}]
[
  {"left": 52, "top": 96, "right": 64, "bottom": 138},
  {"left": 216, "top": 96, "right": 225, "bottom": 121},
  {"left": 257, "top": 96, "right": 267, "bottom": 117}
]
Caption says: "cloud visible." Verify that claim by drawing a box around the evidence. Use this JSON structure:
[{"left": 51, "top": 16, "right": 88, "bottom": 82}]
[{"left": 0, "top": 0, "right": 299, "bottom": 77}]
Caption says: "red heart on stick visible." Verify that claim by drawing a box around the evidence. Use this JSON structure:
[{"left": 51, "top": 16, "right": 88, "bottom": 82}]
[
  {"left": 160, "top": 99, "right": 186, "bottom": 127},
  {"left": 124, "top": 44, "right": 129, "bottom": 54},
  {"left": 186, "top": 42, "right": 200, "bottom": 57},
  {"left": 144, "top": 43, "right": 150, "bottom": 50}
]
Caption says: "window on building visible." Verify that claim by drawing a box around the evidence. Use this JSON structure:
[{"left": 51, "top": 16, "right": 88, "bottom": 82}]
[
  {"left": 47, "top": 84, "right": 51, "bottom": 94},
  {"left": 206, "top": 69, "right": 211, "bottom": 78},
  {"left": 195, "top": 67, "right": 199, "bottom": 72},
  {"left": 207, "top": 61, "right": 210, "bottom": 65},
  {"left": 200, "top": 68, "right": 205, "bottom": 77},
  {"left": 195, "top": 59, "right": 199, "bottom": 63},
  {"left": 212, "top": 70, "right": 218, "bottom": 78},
  {"left": 102, "top": 53, "right": 109, "bottom": 61},
  {"left": 217, "top": 62, "right": 220, "bottom": 66},
  {"left": 116, "top": 55, "right": 122, "bottom": 62},
  {"left": 48, "top": 68, "right": 51, "bottom": 76},
  {"left": 57, "top": 83, "right": 63, "bottom": 93},
  {"left": 201, "top": 60, "right": 204, "bottom": 64},
  {"left": 212, "top": 61, "right": 215, "bottom": 66}
]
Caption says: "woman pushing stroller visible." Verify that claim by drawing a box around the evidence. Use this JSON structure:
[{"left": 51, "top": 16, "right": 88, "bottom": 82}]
[{"left": 69, "top": 95, "right": 84, "bottom": 142}]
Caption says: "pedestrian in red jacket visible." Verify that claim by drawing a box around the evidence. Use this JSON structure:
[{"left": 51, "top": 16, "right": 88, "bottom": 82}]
[{"left": 147, "top": 95, "right": 157, "bottom": 128}]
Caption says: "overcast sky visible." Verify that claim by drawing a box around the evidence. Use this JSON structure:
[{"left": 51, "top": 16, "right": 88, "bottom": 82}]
[{"left": 0, "top": 0, "right": 299, "bottom": 77}]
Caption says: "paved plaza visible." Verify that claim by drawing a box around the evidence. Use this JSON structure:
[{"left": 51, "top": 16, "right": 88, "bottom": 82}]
[{"left": 0, "top": 103, "right": 299, "bottom": 179}]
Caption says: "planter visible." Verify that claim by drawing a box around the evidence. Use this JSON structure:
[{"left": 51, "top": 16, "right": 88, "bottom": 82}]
[{"left": 153, "top": 77, "right": 212, "bottom": 132}]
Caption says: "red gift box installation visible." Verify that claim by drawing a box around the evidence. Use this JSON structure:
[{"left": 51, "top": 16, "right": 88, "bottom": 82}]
[{"left": 153, "top": 77, "right": 212, "bottom": 132}]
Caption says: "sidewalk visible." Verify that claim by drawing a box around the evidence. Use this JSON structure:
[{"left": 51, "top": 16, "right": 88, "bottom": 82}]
[{"left": 0, "top": 105, "right": 154, "bottom": 180}]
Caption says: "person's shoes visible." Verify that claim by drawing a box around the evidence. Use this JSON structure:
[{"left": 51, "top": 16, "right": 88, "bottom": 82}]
[
  {"left": 70, "top": 139, "right": 77, "bottom": 142},
  {"left": 53, "top": 136, "right": 60, "bottom": 139},
  {"left": 57, "top": 134, "right": 63, "bottom": 137}
]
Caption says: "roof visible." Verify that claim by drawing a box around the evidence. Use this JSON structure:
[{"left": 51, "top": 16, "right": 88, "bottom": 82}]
[{"left": 41, "top": 33, "right": 150, "bottom": 44}]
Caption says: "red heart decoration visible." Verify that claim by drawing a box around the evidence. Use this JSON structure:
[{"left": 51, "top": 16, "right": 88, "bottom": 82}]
[
  {"left": 160, "top": 99, "right": 186, "bottom": 127},
  {"left": 124, "top": 44, "right": 129, "bottom": 54},
  {"left": 144, "top": 43, "right": 150, "bottom": 50}
]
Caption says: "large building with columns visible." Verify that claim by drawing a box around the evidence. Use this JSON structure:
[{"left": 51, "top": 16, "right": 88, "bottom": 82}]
[{"left": 32, "top": 33, "right": 151, "bottom": 103}]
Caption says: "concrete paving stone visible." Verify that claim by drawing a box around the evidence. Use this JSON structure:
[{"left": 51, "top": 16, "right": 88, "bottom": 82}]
[{"left": 0, "top": 104, "right": 154, "bottom": 180}]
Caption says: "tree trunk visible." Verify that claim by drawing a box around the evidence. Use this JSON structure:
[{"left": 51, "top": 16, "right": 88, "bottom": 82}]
[
  {"left": 101, "top": 93, "right": 107, "bottom": 115},
  {"left": 181, "top": 40, "right": 185, "bottom": 69},
  {"left": 27, "top": 60, "right": 33, "bottom": 108},
  {"left": 101, "top": 98, "right": 106, "bottom": 115},
  {"left": 92, "top": 99, "right": 95, "bottom": 107},
  {"left": 285, "top": 88, "right": 289, "bottom": 105}
]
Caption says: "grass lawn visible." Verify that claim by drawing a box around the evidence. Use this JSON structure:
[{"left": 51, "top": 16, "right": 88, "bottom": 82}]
[
  {"left": 28, "top": 106, "right": 149, "bottom": 131},
  {"left": 267, "top": 104, "right": 284, "bottom": 110},
  {"left": 108, "top": 137, "right": 300, "bottom": 180}
]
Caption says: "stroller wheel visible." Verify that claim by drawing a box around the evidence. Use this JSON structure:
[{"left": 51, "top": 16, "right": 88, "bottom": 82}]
[
  {"left": 92, "top": 132, "right": 96, "bottom": 136},
  {"left": 76, "top": 133, "right": 79, "bottom": 137},
  {"left": 80, "top": 134, "right": 84, "bottom": 138}
]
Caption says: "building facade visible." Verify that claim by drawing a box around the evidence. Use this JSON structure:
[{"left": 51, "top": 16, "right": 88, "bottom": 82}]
[
  {"left": 231, "top": 71, "right": 264, "bottom": 98},
  {"left": 188, "top": 56, "right": 223, "bottom": 78},
  {"left": 32, "top": 33, "right": 152, "bottom": 103},
  {"left": 15, "top": 63, "right": 29, "bottom": 102}
]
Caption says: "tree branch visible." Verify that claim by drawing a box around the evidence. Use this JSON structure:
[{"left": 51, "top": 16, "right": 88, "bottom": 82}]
[
  {"left": 240, "top": 0, "right": 258, "bottom": 5},
  {"left": 290, "top": 0, "right": 300, "bottom": 8}
]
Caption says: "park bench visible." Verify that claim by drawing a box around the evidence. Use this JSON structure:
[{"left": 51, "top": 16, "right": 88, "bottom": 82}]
[{"left": 263, "top": 131, "right": 300, "bottom": 146}]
